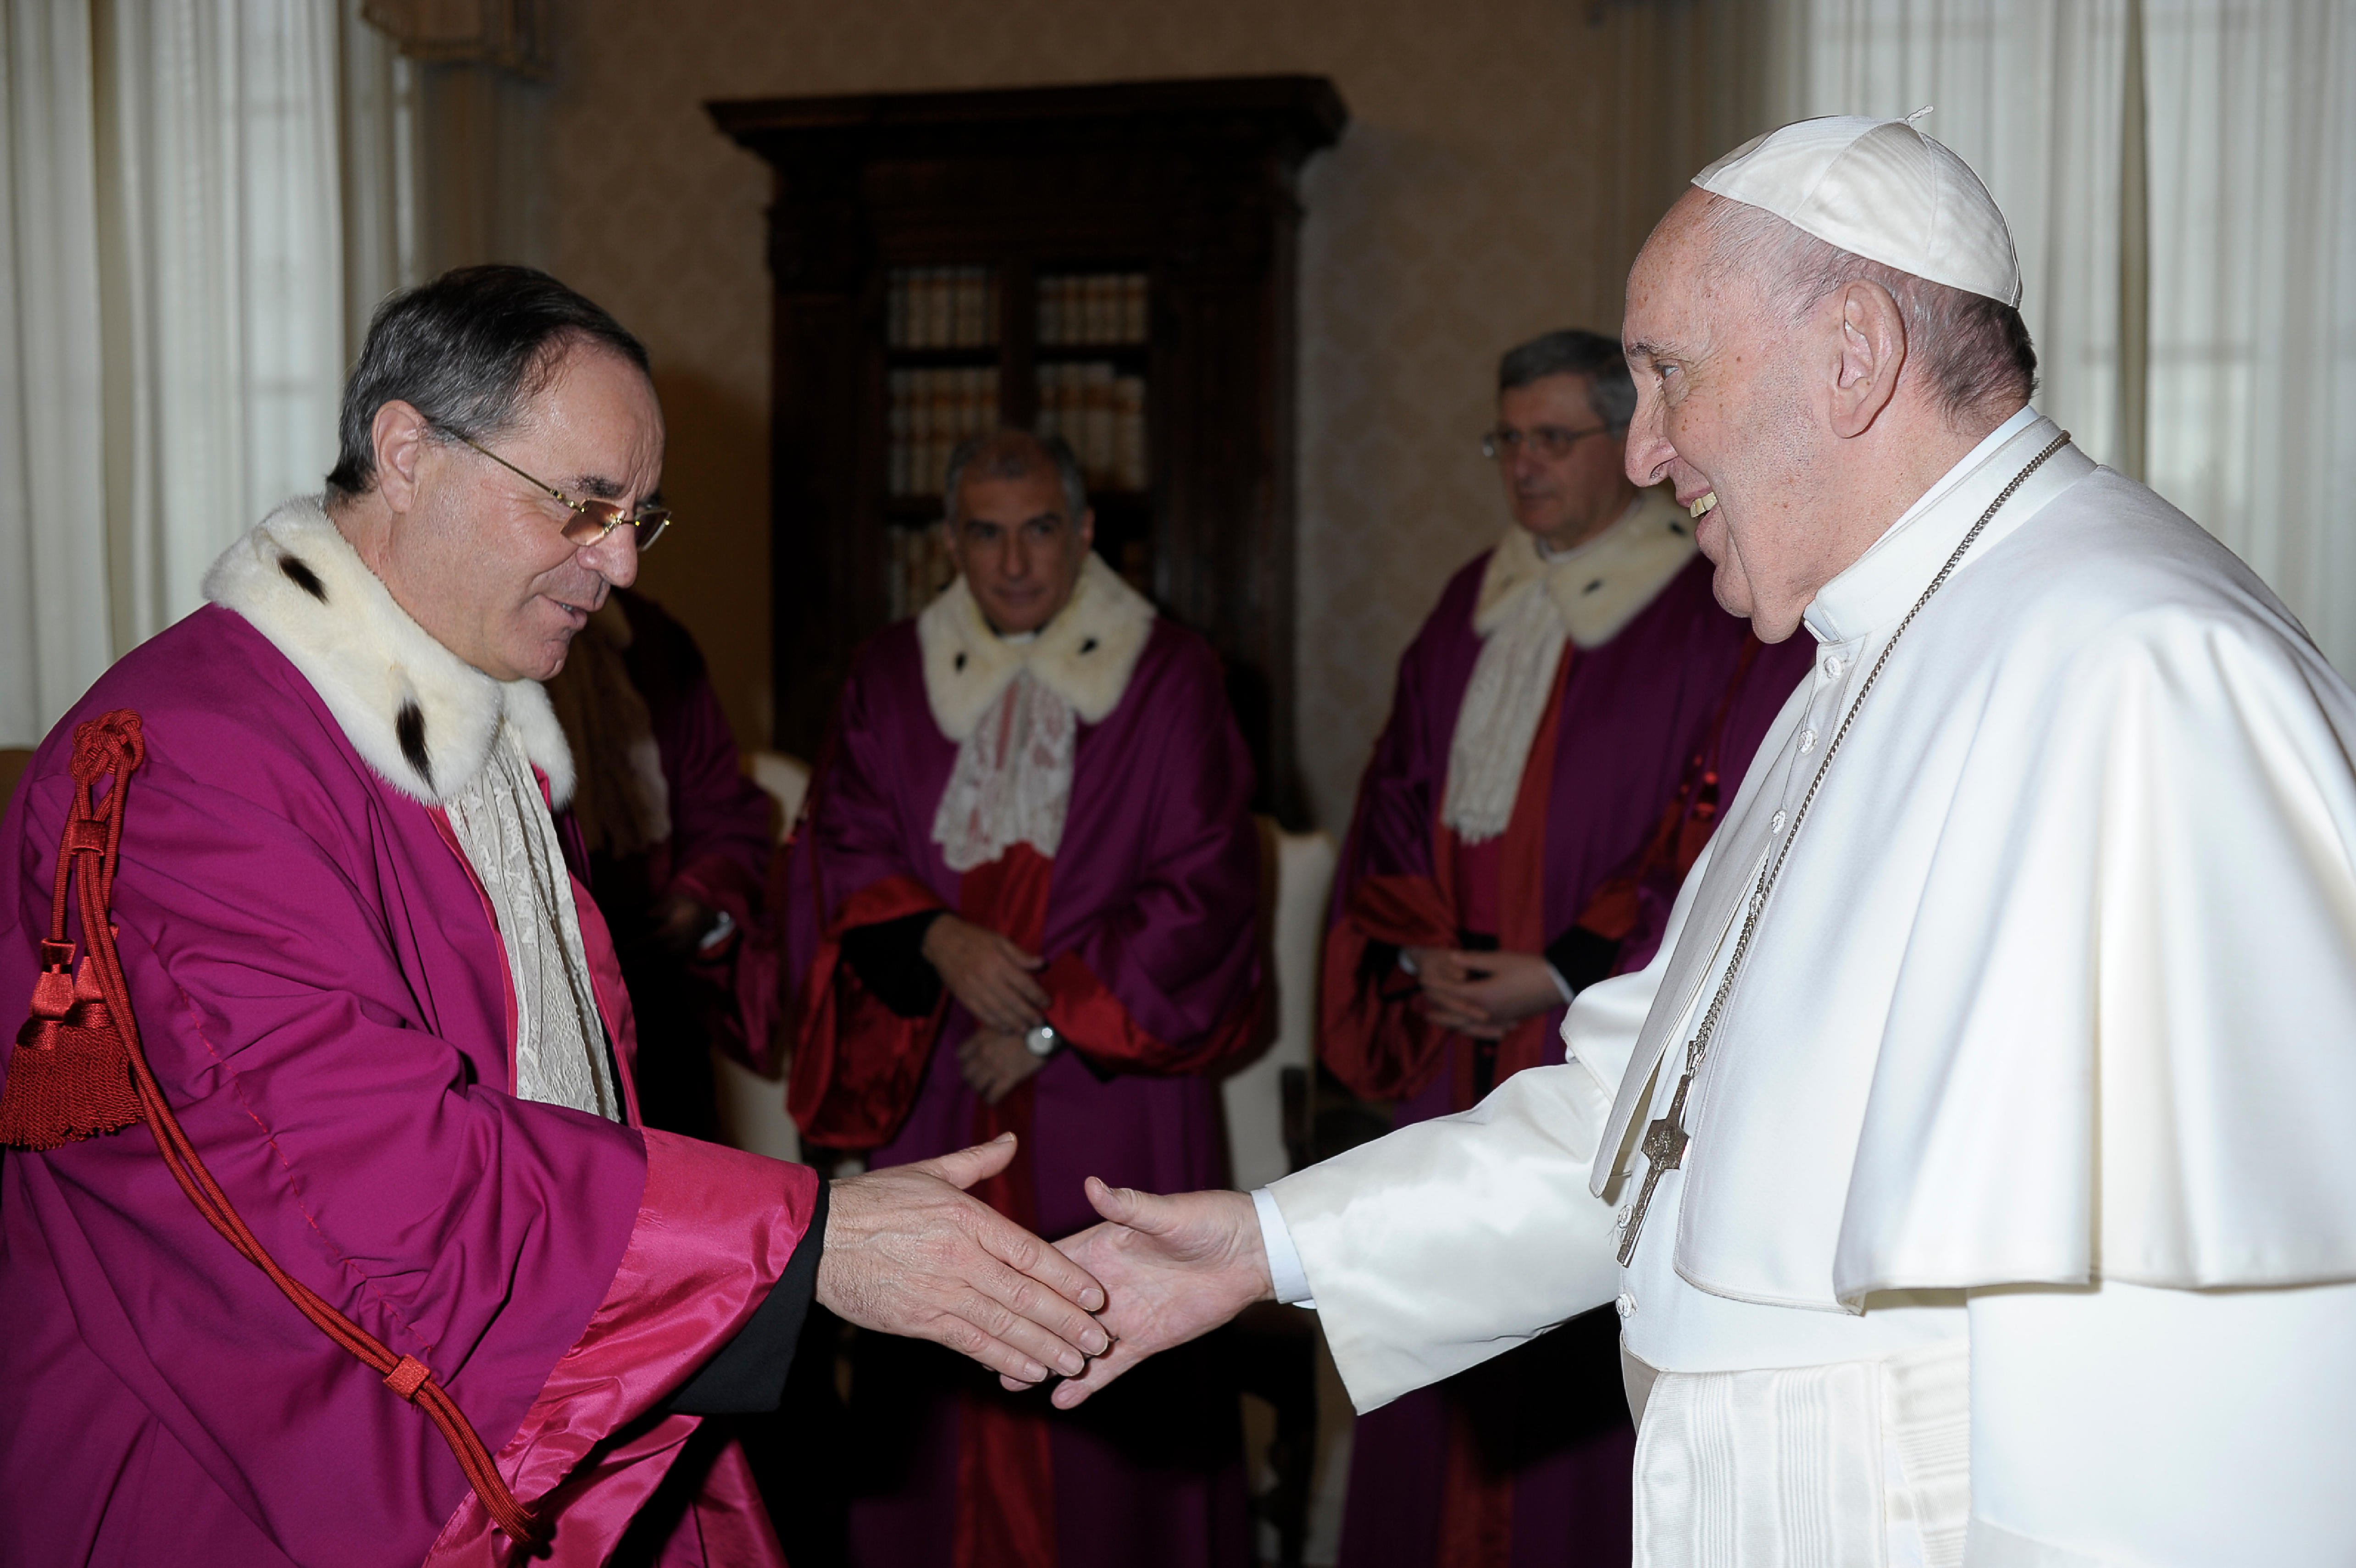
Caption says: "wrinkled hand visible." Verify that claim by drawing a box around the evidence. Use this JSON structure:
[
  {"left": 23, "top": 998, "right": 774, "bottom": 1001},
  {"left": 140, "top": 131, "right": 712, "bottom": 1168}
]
[
  {"left": 959, "top": 1028, "right": 1048, "bottom": 1105},
  {"left": 1002, "top": 1179, "right": 1271, "bottom": 1410},
  {"left": 1412, "top": 947, "right": 1561, "bottom": 1038},
  {"left": 923, "top": 914, "right": 1049, "bottom": 1032},
  {"left": 818, "top": 1134, "right": 1109, "bottom": 1385}
]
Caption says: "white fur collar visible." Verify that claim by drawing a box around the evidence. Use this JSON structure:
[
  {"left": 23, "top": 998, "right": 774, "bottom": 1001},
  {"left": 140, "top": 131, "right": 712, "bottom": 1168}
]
[
  {"left": 916, "top": 551, "right": 1158, "bottom": 741},
  {"left": 1472, "top": 486, "right": 1700, "bottom": 648},
  {"left": 203, "top": 495, "right": 576, "bottom": 809}
]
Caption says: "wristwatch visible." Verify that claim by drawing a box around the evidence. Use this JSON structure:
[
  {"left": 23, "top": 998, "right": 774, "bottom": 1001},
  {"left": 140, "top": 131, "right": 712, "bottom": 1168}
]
[{"left": 1023, "top": 1023, "right": 1059, "bottom": 1059}]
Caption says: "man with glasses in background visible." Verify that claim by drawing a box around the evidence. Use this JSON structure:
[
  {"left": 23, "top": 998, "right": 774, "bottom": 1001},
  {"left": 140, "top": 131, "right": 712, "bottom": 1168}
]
[
  {"left": 0, "top": 266, "right": 1111, "bottom": 1568},
  {"left": 1318, "top": 328, "right": 1809, "bottom": 1568}
]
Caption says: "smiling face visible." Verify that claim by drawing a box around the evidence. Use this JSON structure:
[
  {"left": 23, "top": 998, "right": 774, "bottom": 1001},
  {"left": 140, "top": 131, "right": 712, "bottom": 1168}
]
[
  {"left": 373, "top": 341, "right": 662, "bottom": 681},
  {"left": 947, "top": 465, "right": 1094, "bottom": 636},
  {"left": 1621, "top": 190, "right": 1850, "bottom": 639}
]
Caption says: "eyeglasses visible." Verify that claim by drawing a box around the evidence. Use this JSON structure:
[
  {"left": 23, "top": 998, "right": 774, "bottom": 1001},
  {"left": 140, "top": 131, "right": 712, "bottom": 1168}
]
[
  {"left": 440, "top": 428, "right": 671, "bottom": 552},
  {"left": 1480, "top": 423, "right": 1624, "bottom": 461}
]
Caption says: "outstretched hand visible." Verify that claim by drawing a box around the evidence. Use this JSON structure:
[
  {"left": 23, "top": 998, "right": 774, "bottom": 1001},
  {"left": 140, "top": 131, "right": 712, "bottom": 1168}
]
[
  {"left": 1004, "top": 1178, "right": 1273, "bottom": 1410},
  {"left": 818, "top": 1134, "right": 1109, "bottom": 1385}
]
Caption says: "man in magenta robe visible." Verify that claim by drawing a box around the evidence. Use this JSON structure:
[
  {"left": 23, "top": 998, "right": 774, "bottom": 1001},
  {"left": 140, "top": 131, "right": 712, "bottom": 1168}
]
[
  {"left": 0, "top": 268, "right": 1110, "bottom": 1567},
  {"left": 781, "top": 430, "right": 1263, "bottom": 1568},
  {"left": 1319, "top": 331, "right": 1808, "bottom": 1568}
]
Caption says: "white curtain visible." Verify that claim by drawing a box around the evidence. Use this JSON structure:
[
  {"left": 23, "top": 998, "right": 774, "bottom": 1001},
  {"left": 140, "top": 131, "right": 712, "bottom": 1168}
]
[
  {"left": 2140, "top": 1, "right": 2356, "bottom": 671},
  {"left": 0, "top": 0, "right": 415, "bottom": 748},
  {"left": 1783, "top": 0, "right": 2356, "bottom": 675},
  {"left": 0, "top": 0, "right": 113, "bottom": 747}
]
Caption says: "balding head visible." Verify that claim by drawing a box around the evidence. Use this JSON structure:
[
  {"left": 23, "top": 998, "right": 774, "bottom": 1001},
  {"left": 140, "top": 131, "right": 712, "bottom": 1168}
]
[{"left": 1619, "top": 188, "right": 2036, "bottom": 642}]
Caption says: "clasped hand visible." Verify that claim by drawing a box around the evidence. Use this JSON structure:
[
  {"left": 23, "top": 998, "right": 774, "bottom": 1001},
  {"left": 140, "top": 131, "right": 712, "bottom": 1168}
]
[
  {"left": 818, "top": 1134, "right": 1110, "bottom": 1385},
  {"left": 1407, "top": 946, "right": 1562, "bottom": 1039},
  {"left": 999, "top": 1177, "right": 1274, "bottom": 1410},
  {"left": 923, "top": 913, "right": 1048, "bottom": 1031}
]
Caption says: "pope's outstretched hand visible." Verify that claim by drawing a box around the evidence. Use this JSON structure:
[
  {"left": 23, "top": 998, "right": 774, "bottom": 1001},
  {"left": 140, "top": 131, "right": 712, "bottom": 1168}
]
[
  {"left": 819, "top": 1133, "right": 1111, "bottom": 1385},
  {"left": 1003, "top": 1176, "right": 1275, "bottom": 1409}
]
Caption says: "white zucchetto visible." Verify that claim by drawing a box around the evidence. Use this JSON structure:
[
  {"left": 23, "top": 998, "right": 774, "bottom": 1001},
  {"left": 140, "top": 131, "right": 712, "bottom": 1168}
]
[{"left": 1693, "top": 112, "right": 2023, "bottom": 308}]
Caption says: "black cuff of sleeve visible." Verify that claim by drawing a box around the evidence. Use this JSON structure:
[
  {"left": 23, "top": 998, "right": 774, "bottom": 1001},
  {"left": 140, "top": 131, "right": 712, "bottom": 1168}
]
[
  {"left": 667, "top": 1178, "right": 830, "bottom": 1416},
  {"left": 1544, "top": 925, "right": 1623, "bottom": 999},
  {"left": 839, "top": 909, "right": 948, "bottom": 1018}
]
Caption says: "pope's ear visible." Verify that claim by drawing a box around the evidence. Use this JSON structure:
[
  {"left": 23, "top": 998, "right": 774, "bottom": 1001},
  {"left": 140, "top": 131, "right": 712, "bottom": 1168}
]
[
  {"left": 1827, "top": 279, "right": 1907, "bottom": 440},
  {"left": 370, "top": 399, "right": 433, "bottom": 515}
]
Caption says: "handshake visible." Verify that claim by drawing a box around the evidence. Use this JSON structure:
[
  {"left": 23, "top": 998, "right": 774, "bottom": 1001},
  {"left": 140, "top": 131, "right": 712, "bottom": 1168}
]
[{"left": 818, "top": 1133, "right": 1275, "bottom": 1406}]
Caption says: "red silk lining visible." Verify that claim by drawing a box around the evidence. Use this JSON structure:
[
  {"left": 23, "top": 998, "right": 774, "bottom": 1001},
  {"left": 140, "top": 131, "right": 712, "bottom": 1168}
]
[
  {"left": 787, "top": 875, "right": 948, "bottom": 1148},
  {"left": 951, "top": 844, "right": 1059, "bottom": 1568}
]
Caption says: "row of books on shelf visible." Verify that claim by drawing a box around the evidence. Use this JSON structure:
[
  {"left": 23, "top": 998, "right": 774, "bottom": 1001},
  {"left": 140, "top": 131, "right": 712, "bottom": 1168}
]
[
  {"left": 1036, "top": 361, "right": 1149, "bottom": 492},
  {"left": 887, "top": 367, "right": 1002, "bottom": 498},
  {"left": 886, "top": 363, "right": 1148, "bottom": 497},
  {"left": 886, "top": 266, "right": 1000, "bottom": 349},
  {"left": 883, "top": 525, "right": 958, "bottom": 623},
  {"left": 1037, "top": 271, "right": 1148, "bottom": 345}
]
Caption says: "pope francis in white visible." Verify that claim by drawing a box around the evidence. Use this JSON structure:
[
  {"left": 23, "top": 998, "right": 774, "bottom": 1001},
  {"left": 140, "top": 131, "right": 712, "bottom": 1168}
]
[{"left": 1035, "top": 115, "right": 2356, "bottom": 1568}]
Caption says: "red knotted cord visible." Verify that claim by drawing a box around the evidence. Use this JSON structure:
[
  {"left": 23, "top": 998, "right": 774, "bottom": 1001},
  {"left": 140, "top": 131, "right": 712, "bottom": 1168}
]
[{"left": 17, "top": 712, "right": 549, "bottom": 1553}]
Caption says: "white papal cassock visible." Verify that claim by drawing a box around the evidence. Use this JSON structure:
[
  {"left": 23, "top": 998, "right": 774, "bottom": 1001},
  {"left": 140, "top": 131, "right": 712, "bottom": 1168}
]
[{"left": 1264, "top": 407, "right": 2356, "bottom": 1566}]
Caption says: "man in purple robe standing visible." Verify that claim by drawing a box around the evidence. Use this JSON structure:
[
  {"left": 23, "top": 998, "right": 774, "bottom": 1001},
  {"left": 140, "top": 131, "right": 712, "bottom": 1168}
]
[
  {"left": 1319, "top": 331, "right": 1808, "bottom": 1568},
  {"left": 0, "top": 267, "right": 1111, "bottom": 1568},
  {"left": 781, "top": 430, "right": 1264, "bottom": 1568}
]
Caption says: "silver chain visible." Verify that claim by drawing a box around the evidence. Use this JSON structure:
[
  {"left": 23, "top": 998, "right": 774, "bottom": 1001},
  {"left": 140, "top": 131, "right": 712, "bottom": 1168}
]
[{"left": 1680, "top": 430, "right": 2072, "bottom": 1078}]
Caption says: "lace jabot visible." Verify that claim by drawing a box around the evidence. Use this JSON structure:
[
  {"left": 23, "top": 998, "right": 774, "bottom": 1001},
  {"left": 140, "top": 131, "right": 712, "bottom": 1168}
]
[
  {"left": 931, "top": 670, "right": 1076, "bottom": 872},
  {"left": 445, "top": 723, "right": 620, "bottom": 1120}
]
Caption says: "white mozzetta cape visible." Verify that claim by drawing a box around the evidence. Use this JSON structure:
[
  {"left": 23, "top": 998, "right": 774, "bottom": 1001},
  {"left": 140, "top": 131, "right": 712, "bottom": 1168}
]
[{"left": 1273, "top": 412, "right": 2356, "bottom": 1404}]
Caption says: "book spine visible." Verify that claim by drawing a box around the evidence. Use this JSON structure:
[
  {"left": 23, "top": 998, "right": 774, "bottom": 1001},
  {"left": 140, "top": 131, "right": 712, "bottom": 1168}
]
[
  {"left": 1114, "top": 374, "right": 1147, "bottom": 490},
  {"left": 1121, "top": 273, "right": 1148, "bottom": 343},
  {"left": 1084, "top": 361, "right": 1115, "bottom": 486}
]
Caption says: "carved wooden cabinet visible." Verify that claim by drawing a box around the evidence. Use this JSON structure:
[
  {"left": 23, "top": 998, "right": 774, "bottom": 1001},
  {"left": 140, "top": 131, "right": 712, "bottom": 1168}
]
[{"left": 710, "top": 76, "right": 1347, "bottom": 825}]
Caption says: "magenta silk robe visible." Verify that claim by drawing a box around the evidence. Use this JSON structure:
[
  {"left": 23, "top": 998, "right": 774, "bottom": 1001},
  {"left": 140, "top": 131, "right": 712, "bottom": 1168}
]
[
  {"left": 0, "top": 605, "right": 817, "bottom": 1567},
  {"left": 780, "top": 613, "right": 1260, "bottom": 1568},
  {"left": 1327, "top": 551, "right": 1810, "bottom": 1568}
]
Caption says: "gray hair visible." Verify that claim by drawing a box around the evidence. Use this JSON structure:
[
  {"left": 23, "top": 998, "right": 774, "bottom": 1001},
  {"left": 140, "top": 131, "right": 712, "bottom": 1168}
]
[
  {"left": 944, "top": 428, "right": 1088, "bottom": 526},
  {"left": 1497, "top": 328, "right": 1637, "bottom": 431},
  {"left": 325, "top": 265, "right": 649, "bottom": 500},
  {"left": 1695, "top": 195, "right": 2037, "bottom": 423}
]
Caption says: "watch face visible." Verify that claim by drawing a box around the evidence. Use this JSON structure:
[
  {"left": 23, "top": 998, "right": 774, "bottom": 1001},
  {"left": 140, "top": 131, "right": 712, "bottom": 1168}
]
[{"left": 1024, "top": 1025, "right": 1057, "bottom": 1058}]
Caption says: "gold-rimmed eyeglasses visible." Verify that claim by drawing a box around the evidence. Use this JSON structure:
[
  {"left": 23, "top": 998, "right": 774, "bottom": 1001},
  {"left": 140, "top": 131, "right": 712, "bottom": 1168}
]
[
  {"left": 440, "top": 427, "right": 671, "bottom": 552},
  {"left": 1480, "top": 423, "right": 1624, "bottom": 461}
]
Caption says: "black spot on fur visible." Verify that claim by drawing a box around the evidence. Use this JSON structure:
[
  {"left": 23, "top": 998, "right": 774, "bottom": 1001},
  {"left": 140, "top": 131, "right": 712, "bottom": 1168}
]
[
  {"left": 1669, "top": 521, "right": 1687, "bottom": 536},
  {"left": 395, "top": 702, "right": 431, "bottom": 785},
  {"left": 1584, "top": 578, "right": 1605, "bottom": 594},
  {"left": 278, "top": 554, "right": 328, "bottom": 601},
  {"left": 1081, "top": 637, "right": 1099, "bottom": 654},
  {"left": 954, "top": 652, "right": 967, "bottom": 671}
]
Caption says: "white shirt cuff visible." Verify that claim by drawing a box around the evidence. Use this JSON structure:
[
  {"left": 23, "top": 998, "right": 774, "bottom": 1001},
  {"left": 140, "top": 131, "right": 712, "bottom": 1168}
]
[
  {"left": 1546, "top": 961, "right": 1575, "bottom": 1005},
  {"left": 1252, "top": 1186, "right": 1316, "bottom": 1308}
]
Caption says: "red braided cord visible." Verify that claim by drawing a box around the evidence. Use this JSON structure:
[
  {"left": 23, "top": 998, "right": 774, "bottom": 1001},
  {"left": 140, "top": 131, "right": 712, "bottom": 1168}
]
[{"left": 63, "top": 717, "right": 548, "bottom": 1551}]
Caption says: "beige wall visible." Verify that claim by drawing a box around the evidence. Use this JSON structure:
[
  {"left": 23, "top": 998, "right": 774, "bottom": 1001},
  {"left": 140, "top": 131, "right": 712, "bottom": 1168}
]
[{"left": 542, "top": 0, "right": 1772, "bottom": 829}]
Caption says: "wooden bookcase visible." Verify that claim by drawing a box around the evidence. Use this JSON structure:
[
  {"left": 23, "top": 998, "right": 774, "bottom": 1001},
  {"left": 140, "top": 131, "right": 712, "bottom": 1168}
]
[{"left": 710, "top": 76, "right": 1348, "bottom": 826}]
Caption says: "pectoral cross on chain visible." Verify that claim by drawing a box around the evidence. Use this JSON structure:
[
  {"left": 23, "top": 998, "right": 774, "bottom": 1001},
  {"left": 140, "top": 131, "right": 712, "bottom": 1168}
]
[
  {"left": 1605, "top": 431, "right": 2073, "bottom": 1277},
  {"left": 1617, "top": 1071, "right": 1692, "bottom": 1265}
]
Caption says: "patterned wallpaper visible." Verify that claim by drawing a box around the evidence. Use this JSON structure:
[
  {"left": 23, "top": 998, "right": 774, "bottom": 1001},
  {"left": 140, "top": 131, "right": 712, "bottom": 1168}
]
[{"left": 543, "top": 0, "right": 1774, "bottom": 830}]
